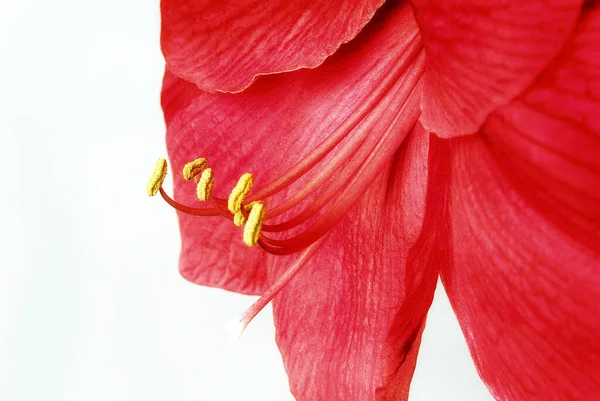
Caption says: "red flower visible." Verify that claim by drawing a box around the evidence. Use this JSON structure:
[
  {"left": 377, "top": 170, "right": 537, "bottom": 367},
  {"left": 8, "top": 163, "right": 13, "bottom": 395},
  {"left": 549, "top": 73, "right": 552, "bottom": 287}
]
[{"left": 154, "top": 1, "right": 600, "bottom": 400}]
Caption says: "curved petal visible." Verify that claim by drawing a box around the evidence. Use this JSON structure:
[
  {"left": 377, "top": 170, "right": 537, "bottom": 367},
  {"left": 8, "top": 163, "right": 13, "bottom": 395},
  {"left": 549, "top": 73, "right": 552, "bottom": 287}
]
[
  {"left": 162, "top": 71, "right": 202, "bottom": 127},
  {"left": 270, "top": 127, "right": 450, "bottom": 400},
  {"left": 442, "top": 135, "right": 600, "bottom": 400},
  {"left": 481, "top": 4, "right": 600, "bottom": 253},
  {"left": 412, "top": 0, "right": 584, "bottom": 137},
  {"left": 161, "top": 0, "right": 385, "bottom": 92},
  {"left": 163, "top": 1, "right": 424, "bottom": 294},
  {"left": 441, "top": 8, "right": 600, "bottom": 399}
]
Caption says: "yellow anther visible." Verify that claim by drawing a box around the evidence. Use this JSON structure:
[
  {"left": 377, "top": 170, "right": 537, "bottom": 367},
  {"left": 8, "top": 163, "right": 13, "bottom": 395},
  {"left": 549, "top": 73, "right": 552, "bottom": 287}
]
[
  {"left": 233, "top": 211, "right": 246, "bottom": 227},
  {"left": 182, "top": 157, "right": 208, "bottom": 181},
  {"left": 146, "top": 158, "right": 167, "bottom": 196},
  {"left": 227, "top": 173, "right": 253, "bottom": 214},
  {"left": 244, "top": 201, "right": 259, "bottom": 212},
  {"left": 196, "top": 168, "right": 214, "bottom": 201},
  {"left": 243, "top": 201, "right": 265, "bottom": 247}
]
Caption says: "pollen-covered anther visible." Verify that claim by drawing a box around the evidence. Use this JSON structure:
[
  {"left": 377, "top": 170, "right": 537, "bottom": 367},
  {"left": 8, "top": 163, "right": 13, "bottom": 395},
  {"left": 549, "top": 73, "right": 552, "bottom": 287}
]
[
  {"left": 228, "top": 173, "right": 253, "bottom": 214},
  {"left": 243, "top": 201, "right": 265, "bottom": 247},
  {"left": 233, "top": 211, "right": 246, "bottom": 227},
  {"left": 146, "top": 158, "right": 168, "bottom": 196},
  {"left": 182, "top": 157, "right": 208, "bottom": 181},
  {"left": 196, "top": 168, "right": 214, "bottom": 201}
]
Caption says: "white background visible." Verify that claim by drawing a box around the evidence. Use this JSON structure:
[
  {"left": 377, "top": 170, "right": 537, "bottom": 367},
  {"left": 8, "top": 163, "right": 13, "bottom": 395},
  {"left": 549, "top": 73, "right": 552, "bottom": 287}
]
[{"left": 0, "top": 1, "right": 496, "bottom": 400}]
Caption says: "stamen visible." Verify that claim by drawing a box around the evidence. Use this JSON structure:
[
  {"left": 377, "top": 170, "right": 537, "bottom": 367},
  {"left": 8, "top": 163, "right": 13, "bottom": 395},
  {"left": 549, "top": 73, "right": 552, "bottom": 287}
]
[
  {"left": 243, "top": 201, "right": 265, "bottom": 247},
  {"left": 159, "top": 187, "right": 220, "bottom": 216},
  {"left": 227, "top": 173, "right": 253, "bottom": 214},
  {"left": 182, "top": 157, "right": 208, "bottom": 181},
  {"left": 233, "top": 211, "right": 246, "bottom": 227},
  {"left": 146, "top": 158, "right": 168, "bottom": 196},
  {"left": 149, "top": 32, "right": 425, "bottom": 340},
  {"left": 196, "top": 168, "right": 214, "bottom": 201}
]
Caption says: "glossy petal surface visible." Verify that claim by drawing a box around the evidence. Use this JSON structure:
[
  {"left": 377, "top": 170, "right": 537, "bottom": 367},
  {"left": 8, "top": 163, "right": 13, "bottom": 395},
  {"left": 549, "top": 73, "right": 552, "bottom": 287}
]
[
  {"left": 161, "top": 0, "right": 385, "bottom": 92},
  {"left": 163, "top": 1, "right": 424, "bottom": 295},
  {"left": 271, "top": 128, "right": 449, "bottom": 400},
  {"left": 413, "top": 0, "right": 583, "bottom": 137},
  {"left": 441, "top": 8, "right": 600, "bottom": 399}
]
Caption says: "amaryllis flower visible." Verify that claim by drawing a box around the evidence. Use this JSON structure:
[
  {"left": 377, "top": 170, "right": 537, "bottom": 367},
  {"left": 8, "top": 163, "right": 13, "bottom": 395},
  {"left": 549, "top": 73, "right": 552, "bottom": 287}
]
[{"left": 151, "top": 0, "right": 600, "bottom": 400}]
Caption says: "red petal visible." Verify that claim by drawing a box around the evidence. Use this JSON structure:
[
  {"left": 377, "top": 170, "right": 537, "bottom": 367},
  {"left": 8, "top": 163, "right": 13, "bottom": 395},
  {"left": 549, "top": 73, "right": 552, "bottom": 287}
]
[
  {"left": 442, "top": 9, "right": 600, "bottom": 399},
  {"left": 481, "top": 4, "right": 600, "bottom": 254},
  {"left": 161, "top": 0, "right": 385, "bottom": 92},
  {"left": 442, "top": 135, "right": 600, "bottom": 400},
  {"left": 162, "top": 71, "right": 202, "bottom": 127},
  {"left": 413, "top": 0, "right": 584, "bottom": 137},
  {"left": 270, "top": 127, "right": 450, "bottom": 400},
  {"left": 163, "top": 2, "right": 424, "bottom": 294}
]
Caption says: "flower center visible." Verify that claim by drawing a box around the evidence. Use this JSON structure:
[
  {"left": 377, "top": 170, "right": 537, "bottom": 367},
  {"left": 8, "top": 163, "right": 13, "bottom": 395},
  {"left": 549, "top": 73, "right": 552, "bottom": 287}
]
[
  {"left": 148, "top": 108, "right": 392, "bottom": 254},
  {"left": 147, "top": 33, "right": 425, "bottom": 331},
  {"left": 148, "top": 39, "right": 423, "bottom": 254}
]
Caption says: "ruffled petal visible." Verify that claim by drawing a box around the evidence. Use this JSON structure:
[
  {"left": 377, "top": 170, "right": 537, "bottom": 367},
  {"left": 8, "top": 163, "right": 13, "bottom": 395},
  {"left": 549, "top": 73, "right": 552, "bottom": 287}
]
[
  {"left": 270, "top": 127, "right": 450, "bottom": 400},
  {"left": 442, "top": 134, "right": 600, "bottom": 400},
  {"left": 413, "top": 0, "right": 584, "bottom": 137},
  {"left": 161, "top": 0, "right": 385, "bottom": 92},
  {"left": 163, "top": 1, "right": 424, "bottom": 294}
]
